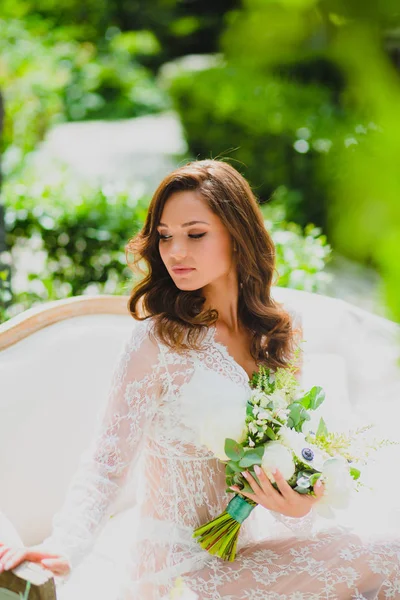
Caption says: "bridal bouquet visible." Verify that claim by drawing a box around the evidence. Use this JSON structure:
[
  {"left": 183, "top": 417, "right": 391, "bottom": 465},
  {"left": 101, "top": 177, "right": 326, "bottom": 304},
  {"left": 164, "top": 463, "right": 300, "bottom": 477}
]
[{"left": 193, "top": 363, "right": 369, "bottom": 562}]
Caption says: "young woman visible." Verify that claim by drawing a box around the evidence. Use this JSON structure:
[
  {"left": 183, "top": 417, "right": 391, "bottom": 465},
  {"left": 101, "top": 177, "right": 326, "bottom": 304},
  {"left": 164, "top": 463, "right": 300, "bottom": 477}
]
[{"left": 1, "top": 160, "right": 399, "bottom": 599}]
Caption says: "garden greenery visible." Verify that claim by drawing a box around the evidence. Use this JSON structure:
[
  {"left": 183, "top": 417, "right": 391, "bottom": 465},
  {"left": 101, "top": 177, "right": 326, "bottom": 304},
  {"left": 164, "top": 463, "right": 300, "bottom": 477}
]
[{"left": 0, "top": 164, "right": 331, "bottom": 323}]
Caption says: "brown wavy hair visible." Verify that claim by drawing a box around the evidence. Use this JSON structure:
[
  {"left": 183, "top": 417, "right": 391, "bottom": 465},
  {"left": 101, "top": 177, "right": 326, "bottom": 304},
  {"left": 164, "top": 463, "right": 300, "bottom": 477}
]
[{"left": 126, "top": 159, "right": 298, "bottom": 369}]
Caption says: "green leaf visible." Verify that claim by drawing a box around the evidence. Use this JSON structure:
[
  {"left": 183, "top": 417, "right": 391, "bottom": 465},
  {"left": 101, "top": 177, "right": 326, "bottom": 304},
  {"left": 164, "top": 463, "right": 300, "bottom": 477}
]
[
  {"left": 350, "top": 467, "right": 361, "bottom": 480},
  {"left": 316, "top": 417, "right": 328, "bottom": 437},
  {"left": 288, "top": 402, "right": 311, "bottom": 432},
  {"left": 296, "top": 393, "right": 311, "bottom": 410},
  {"left": 266, "top": 426, "right": 277, "bottom": 440},
  {"left": 224, "top": 438, "right": 245, "bottom": 461},
  {"left": 288, "top": 402, "right": 302, "bottom": 426},
  {"left": 246, "top": 402, "right": 255, "bottom": 417},
  {"left": 297, "top": 386, "right": 325, "bottom": 411},
  {"left": 309, "top": 473, "right": 322, "bottom": 486},
  {"left": 238, "top": 449, "right": 263, "bottom": 468},
  {"left": 308, "top": 387, "right": 325, "bottom": 410},
  {"left": 240, "top": 482, "right": 255, "bottom": 494},
  {"left": 227, "top": 460, "right": 243, "bottom": 473},
  {"left": 294, "top": 485, "right": 310, "bottom": 494}
]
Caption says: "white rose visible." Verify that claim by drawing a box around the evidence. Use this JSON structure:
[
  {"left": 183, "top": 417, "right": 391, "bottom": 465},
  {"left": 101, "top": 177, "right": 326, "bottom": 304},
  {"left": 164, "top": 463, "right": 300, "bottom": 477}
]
[
  {"left": 279, "top": 426, "right": 327, "bottom": 471},
  {"left": 199, "top": 404, "right": 248, "bottom": 461},
  {"left": 315, "top": 457, "right": 354, "bottom": 518},
  {"left": 261, "top": 441, "right": 295, "bottom": 483}
]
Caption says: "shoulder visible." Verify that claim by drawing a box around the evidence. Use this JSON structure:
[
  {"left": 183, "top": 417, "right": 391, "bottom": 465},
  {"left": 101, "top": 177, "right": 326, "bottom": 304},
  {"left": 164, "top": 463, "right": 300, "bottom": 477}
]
[{"left": 126, "top": 317, "right": 159, "bottom": 353}]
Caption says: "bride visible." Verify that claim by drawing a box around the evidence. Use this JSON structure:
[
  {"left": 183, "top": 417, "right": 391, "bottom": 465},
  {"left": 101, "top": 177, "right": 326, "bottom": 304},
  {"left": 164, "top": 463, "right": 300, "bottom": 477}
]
[{"left": 1, "top": 159, "right": 399, "bottom": 599}]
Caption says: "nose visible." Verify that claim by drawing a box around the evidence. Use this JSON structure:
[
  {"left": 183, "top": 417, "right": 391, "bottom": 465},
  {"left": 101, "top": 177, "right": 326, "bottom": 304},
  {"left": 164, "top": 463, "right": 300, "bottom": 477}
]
[{"left": 169, "top": 238, "right": 188, "bottom": 261}]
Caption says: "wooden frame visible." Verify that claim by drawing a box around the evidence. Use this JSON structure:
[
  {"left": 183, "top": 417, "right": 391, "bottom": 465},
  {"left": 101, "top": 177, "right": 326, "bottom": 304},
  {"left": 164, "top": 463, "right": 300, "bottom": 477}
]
[{"left": 0, "top": 295, "right": 130, "bottom": 352}]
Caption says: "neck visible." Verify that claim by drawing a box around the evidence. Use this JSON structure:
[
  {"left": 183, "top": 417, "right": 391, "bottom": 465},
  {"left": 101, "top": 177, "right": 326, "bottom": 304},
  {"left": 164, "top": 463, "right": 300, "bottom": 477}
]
[{"left": 202, "top": 271, "right": 240, "bottom": 333}]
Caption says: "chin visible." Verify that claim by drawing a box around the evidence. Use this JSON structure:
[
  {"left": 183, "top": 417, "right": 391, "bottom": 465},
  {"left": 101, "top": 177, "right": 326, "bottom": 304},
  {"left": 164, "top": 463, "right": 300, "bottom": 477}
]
[{"left": 174, "top": 282, "right": 200, "bottom": 291}]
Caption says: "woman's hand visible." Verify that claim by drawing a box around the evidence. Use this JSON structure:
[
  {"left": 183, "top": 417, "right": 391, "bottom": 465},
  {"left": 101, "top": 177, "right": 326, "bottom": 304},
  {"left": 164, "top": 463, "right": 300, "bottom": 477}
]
[
  {"left": 0, "top": 542, "right": 71, "bottom": 576},
  {"left": 230, "top": 466, "right": 324, "bottom": 518}
]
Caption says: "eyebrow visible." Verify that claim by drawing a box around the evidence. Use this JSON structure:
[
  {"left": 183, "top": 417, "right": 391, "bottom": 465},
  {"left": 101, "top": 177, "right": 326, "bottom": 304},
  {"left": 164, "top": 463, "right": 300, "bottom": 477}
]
[{"left": 158, "top": 220, "right": 210, "bottom": 228}]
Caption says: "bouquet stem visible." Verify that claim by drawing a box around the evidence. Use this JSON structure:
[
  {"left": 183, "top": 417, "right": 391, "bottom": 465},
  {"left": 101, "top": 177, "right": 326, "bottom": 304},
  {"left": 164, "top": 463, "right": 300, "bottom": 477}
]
[{"left": 193, "top": 495, "right": 256, "bottom": 561}]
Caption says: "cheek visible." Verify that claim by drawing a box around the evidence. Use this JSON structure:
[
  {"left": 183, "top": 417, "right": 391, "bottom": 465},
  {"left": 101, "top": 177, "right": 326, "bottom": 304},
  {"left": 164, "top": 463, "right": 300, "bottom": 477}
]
[
  {"left": 158, "top": 242, "right": 169, "bottom": 265},
  {"left": 198, "top": 235, "right": 232, "bottom": 271}
]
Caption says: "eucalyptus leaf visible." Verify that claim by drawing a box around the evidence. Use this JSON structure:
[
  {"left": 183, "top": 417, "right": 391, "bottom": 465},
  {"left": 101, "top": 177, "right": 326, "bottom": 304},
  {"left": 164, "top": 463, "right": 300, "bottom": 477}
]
[
  {"left": 294, "top": 485, "right": 310, "bottom": 494},
  {"left": 227, "top": 460, "right": 243, "bottom": 473},
  {"left": 239, "top": 446, "right": 263, "bottom": 468},
  {"left": 224, "top": 438, "right": 245, "bottom": 461}
]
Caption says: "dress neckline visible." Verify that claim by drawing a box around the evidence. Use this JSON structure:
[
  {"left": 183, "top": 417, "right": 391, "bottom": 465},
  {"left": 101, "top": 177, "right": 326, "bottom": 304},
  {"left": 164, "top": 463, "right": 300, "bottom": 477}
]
[{"left": 206, "top": 324, "right": 255, "bottom": 389}]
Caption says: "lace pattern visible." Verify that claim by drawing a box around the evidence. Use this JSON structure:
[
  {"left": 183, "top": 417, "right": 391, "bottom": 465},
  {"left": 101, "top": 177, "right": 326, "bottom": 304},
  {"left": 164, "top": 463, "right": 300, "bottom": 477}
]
[{"left": 40, "top": 315, "right": 400, "bottom": 599}]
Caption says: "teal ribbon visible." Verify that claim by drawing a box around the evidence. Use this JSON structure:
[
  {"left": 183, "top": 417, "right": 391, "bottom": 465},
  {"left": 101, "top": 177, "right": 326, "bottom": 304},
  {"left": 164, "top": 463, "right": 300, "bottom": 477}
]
[{"left": 226, "top": 495, "right": 255, "bottom": 524}]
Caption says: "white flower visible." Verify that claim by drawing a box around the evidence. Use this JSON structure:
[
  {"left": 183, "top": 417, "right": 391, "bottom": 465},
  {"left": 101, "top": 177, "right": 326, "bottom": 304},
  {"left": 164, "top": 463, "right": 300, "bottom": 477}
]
[
  {"left": 252, "top": 390, "right": 268, "bottom": 406},
  {"left": 279, "top": 426, "right": 327, "bottom": 471},
  {"left": 257, "top": 409, "right": 274, "bottom": 420},
  {"left": 261, "top": 441, "right": 295, "bottom": 483},
  {"left": 269, "top": 389, "right": 289, "bottom": 410},
  {"left": 248, "top": 422, "right": 258, "bottom": 435},
  {"left": 199, "top": 406, "right": 247, "bottom": 460},
  {"left": 276, "top": 408, "right": 289, "bottom": 421},
  {"left": 179, "top": 368, "right": 248, "bottom": 461},
  {"left": 315, "top": 457, "right": 354, "bottom": 518}
]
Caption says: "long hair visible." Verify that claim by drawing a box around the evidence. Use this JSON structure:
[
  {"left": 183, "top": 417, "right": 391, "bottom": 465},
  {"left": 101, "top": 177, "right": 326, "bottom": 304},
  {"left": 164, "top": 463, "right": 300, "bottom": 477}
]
[{"left": 126, "top": 159, "right": 297, "bottom": 369}]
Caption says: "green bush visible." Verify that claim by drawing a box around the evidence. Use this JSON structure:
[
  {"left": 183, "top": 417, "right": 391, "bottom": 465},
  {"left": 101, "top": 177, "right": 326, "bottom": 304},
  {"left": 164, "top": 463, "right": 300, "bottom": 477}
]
[
  {"left": 0, "top": 18, "right": 168, "bottom": 173},
  {"left": 0, "top": 162, "right": 331, "bottom": 324},
  {"left": 1, "top": 166, "right": 149, "bottom": 322},
  {"left": 166, "top": 61, "right": 345, "bottom": 228}
]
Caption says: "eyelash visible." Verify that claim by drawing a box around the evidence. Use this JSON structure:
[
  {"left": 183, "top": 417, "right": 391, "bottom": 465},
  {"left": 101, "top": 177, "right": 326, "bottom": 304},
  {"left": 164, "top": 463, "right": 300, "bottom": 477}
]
[{"left": 158, "top": 233, "right": 206, "bottom": 242}]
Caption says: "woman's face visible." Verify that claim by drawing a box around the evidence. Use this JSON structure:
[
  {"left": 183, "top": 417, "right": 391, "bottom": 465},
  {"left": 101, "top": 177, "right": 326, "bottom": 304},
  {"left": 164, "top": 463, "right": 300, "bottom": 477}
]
[{"left": 157, "top": 190, "right": 236, "bottom": 291}]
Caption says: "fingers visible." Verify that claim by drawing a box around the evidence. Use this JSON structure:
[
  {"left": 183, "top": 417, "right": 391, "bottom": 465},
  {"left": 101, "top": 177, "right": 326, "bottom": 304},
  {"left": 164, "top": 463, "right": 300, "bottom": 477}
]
[
  {"left": 242, "top": 470, "right": 264, "bottom": 496},
  {"left": 40, "top": 558, "right": 71, "bottom": 576},
  {"left": 273, "top": 469, "right": 300, "bottom": 501},
  {"left": 253, "top": 466, "right": 278, "bottom": 497},
  {"left": 313, "top": 479, "right": 325, "bottom": 501},
  {"left": 0, "top": 544, "right": 12, "bottom": 559},
  {"left": 0, "top": 548, "right": 27, "bottom": 571}
]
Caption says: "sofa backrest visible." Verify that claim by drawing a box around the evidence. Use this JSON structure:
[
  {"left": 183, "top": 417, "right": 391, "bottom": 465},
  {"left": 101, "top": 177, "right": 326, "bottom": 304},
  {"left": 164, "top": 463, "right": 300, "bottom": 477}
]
[{"left": 1, "top": 289, "right": 399, "bottom": 545}]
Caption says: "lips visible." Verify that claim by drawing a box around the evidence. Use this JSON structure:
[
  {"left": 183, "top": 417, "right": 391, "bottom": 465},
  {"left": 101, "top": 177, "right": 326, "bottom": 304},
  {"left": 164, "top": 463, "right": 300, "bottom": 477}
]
[{"left": 171, "top": 266, "right": 195, "bottom": 275}]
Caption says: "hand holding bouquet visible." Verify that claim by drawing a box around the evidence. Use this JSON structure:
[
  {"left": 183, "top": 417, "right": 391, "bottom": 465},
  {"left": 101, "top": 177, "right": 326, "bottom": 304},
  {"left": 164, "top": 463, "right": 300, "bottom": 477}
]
[{"left": 193, "top": 363, "right": 373, "bottom": 561}]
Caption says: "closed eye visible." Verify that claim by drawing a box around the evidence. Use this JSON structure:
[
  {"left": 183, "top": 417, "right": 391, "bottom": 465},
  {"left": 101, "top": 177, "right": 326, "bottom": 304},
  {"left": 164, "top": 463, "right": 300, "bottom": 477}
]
[
  {"left": 189, "top": 233, "right": 206, "bottom": 240},
  {"left": 158, "top": 233, "right": 207, "bottom": 241}
]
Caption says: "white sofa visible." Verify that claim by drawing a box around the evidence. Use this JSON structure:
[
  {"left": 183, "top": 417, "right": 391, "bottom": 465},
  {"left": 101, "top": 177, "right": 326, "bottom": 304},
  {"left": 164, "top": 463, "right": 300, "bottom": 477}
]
[{"left": 1, "top": 288, "right": 400, "bottom": 597}]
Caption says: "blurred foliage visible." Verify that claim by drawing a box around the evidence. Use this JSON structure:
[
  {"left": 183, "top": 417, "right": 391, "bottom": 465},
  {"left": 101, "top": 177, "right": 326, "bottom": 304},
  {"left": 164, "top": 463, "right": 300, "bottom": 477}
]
[
  {"left": 0, "top": 163, "right": 149, "bottom": 322},
  {"left": 0, "top": 17, "right": 168, "bottom": 173},
  {"left": 166, "top": 0, "right": 400, "bottom": 321},
  {"left": 166, "top": 59, "right": 345, "bottom": 227},
  {"left": 0, "top": 0, "right": 239, "bottom": 68},
  {"left": 261, "top": 203, "right": 331, "bottom": 292},
  {"left": 0, "top": 160, "right": 331, "bottom": 323}
]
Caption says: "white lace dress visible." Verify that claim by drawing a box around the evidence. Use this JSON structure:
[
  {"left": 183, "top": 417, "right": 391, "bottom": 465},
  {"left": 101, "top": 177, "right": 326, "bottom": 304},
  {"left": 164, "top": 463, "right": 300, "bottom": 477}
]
[{"left": 39, "top": 318, "right": 400, "bottom": 599}]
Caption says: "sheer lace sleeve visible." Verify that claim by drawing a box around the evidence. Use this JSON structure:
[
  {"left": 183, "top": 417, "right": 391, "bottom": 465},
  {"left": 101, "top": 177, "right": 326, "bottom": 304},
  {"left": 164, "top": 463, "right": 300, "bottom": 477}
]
[
  {"left": 270, "top": 508, "right": 316, "bottom": 537},
  {"left": 36, "top": 318, "right": 163, "bottom": 570}
]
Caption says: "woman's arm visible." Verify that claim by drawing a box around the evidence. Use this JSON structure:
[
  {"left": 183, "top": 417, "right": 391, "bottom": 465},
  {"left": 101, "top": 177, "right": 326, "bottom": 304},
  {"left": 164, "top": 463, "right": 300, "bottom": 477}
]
[{"left": 36, "top": 318, "right": 163, "bottom": 571}]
